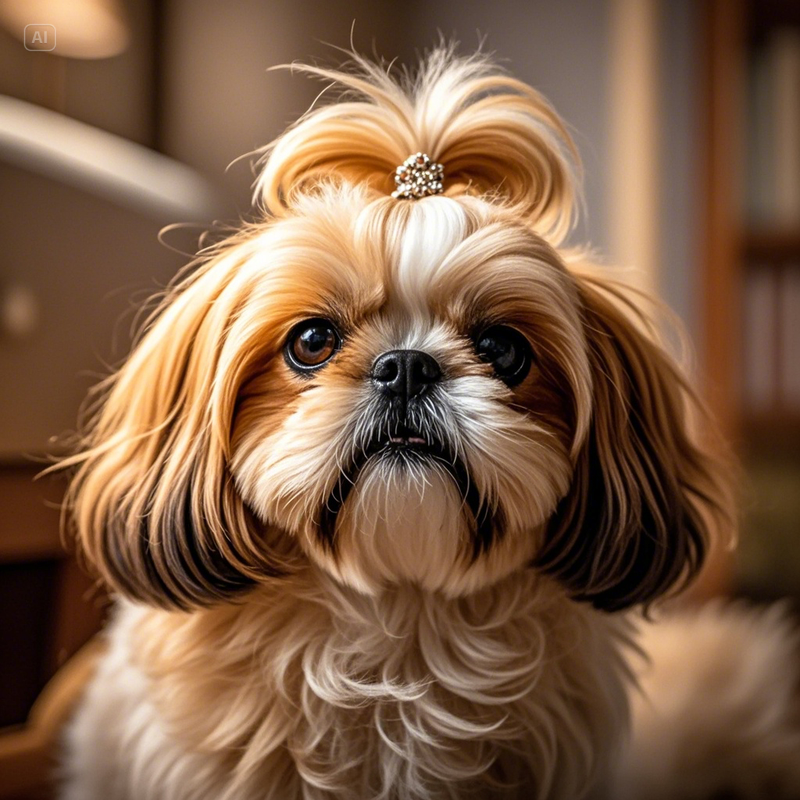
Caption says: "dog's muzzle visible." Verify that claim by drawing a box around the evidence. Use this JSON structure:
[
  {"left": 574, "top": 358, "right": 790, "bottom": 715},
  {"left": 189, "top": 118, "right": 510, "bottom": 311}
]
[{"left": 316, "top": 349, "right": 496, "bottom": 555}]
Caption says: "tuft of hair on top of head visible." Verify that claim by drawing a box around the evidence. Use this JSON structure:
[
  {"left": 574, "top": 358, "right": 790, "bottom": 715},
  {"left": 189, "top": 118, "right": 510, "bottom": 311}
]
[{"left": 255, "top": 43, "right": 581, "bottom": 244}]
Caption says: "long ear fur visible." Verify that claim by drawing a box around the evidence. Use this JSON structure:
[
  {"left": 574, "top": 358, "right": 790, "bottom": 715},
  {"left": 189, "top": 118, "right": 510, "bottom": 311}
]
[
  {"left": 256, "top": 45, "right": 579, "bottom": 243},
  {"left": 60, "top": 238, "right": 287, "bottom": 610},
  {"left": 535, "top": 270, "right": 735, "bottom": 611}
]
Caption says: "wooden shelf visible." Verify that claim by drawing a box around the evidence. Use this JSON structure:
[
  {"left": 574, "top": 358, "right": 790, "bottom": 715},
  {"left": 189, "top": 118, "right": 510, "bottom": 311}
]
[
  {"left": 743, "top": 229, "right": 800, "bottom": 261},
  {"left": 0, "top": 463, "right": 66, "bottom": 562},
  {"left": 747, "top": 0, "right": 800, "bottom": 45},
  {"left": 699, "top": 0, "right": 800, "bottom": 599},
  {"left": 742, "top": 411, "right": 800, "bottom": 446}
]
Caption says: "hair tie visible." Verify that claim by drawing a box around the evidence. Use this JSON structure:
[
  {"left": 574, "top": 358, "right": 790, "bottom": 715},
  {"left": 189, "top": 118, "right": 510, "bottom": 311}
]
[{"left": 392, "top": 153, "right": 444, "bottom": 199}]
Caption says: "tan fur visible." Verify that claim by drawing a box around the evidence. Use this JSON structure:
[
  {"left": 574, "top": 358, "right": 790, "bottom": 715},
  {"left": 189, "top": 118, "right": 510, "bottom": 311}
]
[
  {"left": 616, "top": 603, "right": 800, "bottom": 800},
  {"left": 63, "top": 572, "right": 634, "bottom": 800},
  {"left": 59, "top": 48, "right": 734, "bottom": 799}
]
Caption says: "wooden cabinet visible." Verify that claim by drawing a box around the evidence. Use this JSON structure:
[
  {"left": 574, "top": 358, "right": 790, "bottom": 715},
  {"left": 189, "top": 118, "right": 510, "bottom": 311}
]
[
  {"left": 700, "top": 0, "right": 800, "bottom": 600},
  {"left": 0, "top": 463, "right": 106, "bottom": 728}
]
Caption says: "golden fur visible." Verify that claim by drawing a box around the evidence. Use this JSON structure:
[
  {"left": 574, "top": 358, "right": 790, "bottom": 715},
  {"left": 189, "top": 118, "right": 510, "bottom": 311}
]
[
  {"left": 59, "top": 48, "right": 734, "bottom": 799},
  {"left": 65, "top": 573, "right": 633, "bottom": 799},
  {"left": 615, "top": 602, "right": 800, "bottom": 799}
]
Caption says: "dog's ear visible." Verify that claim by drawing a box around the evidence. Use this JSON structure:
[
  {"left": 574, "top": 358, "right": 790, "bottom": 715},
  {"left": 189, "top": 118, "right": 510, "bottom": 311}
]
[
  {"left": 62, "top": 248, "right": 286, "bottom": 610},
  {"left": 535, "top": 273, "right": 734, "bottom": 611}
]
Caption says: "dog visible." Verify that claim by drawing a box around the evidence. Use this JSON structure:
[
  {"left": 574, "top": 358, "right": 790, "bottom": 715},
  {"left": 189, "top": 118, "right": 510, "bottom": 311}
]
[
  {"left": 614, "top": 601, "right": 800, "bottom": 800},
  {"left": 58, "top": 47, "right": 740, "bottom": 799}
]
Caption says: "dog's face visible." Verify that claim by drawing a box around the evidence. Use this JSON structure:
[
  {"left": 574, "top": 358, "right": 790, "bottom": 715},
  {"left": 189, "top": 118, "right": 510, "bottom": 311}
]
[
  {"left": 231, "top": 194, "right": 586, "bottom": 596},
  {"left": 64, "top": 52, "right": 730, "bottom": 612}
]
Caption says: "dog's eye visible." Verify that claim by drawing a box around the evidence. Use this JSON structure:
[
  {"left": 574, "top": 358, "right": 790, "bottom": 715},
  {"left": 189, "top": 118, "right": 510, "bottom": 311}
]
[
  {"left": 475, "top": 325, "right": 532, "bottom": 386},
  {"left": 285, "top": 318, "right": 341, "bottom": 372}
]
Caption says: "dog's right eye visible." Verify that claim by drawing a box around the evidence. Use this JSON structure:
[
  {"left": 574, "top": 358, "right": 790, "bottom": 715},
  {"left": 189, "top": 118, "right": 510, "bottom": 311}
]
[{"left": 285, "top": 318, "right": 341, "bottom": 373}]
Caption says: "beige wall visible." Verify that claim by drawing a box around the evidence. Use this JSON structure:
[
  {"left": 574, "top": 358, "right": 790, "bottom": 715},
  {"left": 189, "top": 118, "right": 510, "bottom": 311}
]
[
  {"left": 160, "top": 0, "right": 400, "bottom": 209},
  {"left": 0, "top": 162, "right": 186, "bottom": 455}
]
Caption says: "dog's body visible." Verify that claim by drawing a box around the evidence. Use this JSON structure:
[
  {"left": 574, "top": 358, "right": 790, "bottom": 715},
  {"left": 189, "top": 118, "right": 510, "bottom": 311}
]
[
  {"left": 58, "top": 48, "right": 798, "bottom": 800},
  {"left": 616, "top": 603, "right": 800, "bottom": 800},
  {"left": 63, "top": 571, "right": 631, "bottom": 799}
]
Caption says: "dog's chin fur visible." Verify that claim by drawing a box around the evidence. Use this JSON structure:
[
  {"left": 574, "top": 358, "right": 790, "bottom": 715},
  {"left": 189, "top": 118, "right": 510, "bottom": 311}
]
[
  {"left": 58, "top": 47, "right": 745, "bottom": 799},
  {"left": 330, "top": 459, "right": 486, "bottom": 594},
  {"left": 62, "top": 570, "right": 634, "bottom": 800}
]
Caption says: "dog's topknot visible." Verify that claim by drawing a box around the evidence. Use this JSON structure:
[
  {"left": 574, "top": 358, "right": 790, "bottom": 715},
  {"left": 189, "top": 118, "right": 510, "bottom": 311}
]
[{"left": 255, "top": 45, "right": 579, "bottom": 243}]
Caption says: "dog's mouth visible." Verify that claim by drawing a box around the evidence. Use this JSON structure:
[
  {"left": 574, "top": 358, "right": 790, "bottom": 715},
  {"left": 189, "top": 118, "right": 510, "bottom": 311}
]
[{"left": 318, "top": 423, "right": 494, "bottom": 555}]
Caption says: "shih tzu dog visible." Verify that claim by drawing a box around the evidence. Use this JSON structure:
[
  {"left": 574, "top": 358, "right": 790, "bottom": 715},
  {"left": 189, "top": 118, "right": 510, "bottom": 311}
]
[{"left": 57, "top": 47, "right": 797, "bottom": 800}]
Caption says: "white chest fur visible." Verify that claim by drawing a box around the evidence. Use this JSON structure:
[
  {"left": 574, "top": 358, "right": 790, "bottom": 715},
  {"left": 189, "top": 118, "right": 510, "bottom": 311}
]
[{"left": 61, "top": 570, "right": 632, "bottom": 800}]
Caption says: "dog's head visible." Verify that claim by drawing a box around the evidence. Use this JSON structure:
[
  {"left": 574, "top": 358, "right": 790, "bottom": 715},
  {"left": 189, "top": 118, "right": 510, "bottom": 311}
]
[{"left": 65, "top": 50, "right": 732, "bottom": 611}]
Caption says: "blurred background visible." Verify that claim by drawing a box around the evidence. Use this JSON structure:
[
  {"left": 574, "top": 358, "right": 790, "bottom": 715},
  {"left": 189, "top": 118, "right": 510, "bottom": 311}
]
[{"left": 0, "top": 0, "right": 798, "bottom": 770}]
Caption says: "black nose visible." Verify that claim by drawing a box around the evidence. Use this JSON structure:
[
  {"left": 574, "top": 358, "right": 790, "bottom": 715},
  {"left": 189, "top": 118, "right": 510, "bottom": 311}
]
[{"left": 371, "top": 349, "right": 442, "bottom": 399}]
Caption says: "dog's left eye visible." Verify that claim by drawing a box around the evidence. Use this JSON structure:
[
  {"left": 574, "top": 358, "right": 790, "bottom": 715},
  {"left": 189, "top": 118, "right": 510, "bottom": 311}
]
[
  {"left": 475, "top": 325, "right": 532, "bottom": 386},
  {"left": 285, "top": 318, "right": 341, "bottom": 372}
]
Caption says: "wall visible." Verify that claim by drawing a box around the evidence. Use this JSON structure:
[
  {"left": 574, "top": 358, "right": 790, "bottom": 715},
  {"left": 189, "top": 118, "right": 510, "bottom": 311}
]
[
  {"left": 160, "top": 0, "right": 401, "bottom": 212},
  {"left": 161, "top": 0, "right": 613, "bottom": 254},
  {"left": 659, "top": 0, "right": 703, "bottom": 340}
]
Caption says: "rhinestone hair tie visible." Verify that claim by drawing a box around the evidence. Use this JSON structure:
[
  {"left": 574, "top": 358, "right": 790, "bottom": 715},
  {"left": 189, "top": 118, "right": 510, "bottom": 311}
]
[{"left": 392, "top": 153, "right": 444, "bottom": 199}]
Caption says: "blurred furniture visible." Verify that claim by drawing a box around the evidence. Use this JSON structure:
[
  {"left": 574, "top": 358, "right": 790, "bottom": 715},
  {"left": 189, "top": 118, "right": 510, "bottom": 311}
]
[
  {"left": 0, "top": 464, "right": 105, "bottom": 729},
  {"left": 0, "top": 97, "right": 222, "bottom": 729},
  {"left": 701, "top": 0, "right": 800, "bottom": 601},
  {"left": 0, "top": 95, "right": 221, "bottom": 455},
  {"left": 0, "top": 638, "right": 103, "bottom": 800}
]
